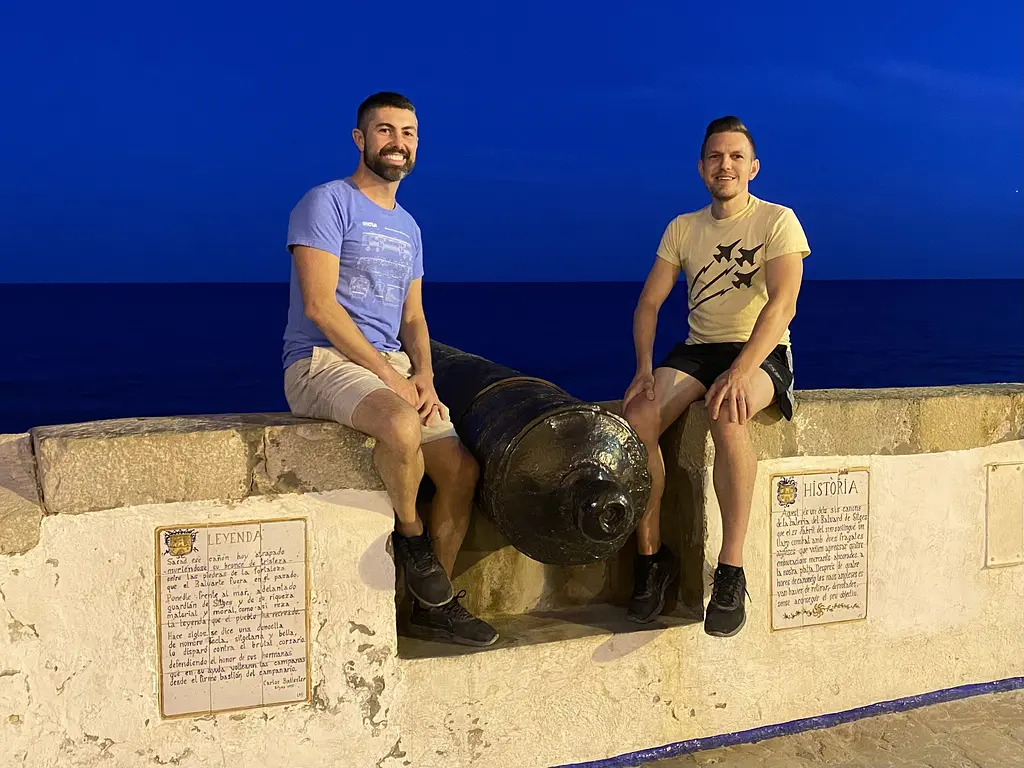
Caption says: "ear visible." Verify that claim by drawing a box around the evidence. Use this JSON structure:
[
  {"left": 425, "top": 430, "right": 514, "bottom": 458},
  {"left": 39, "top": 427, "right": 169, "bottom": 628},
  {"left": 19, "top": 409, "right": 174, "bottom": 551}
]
[
  {"left": 352, "top": 128, "right": 365, "bottom": 152},
  {"left": 749, "top": 157, "right": 760, "bottom": 181},
  {"left": 697, "top": 157, "right": 705, "bottom": 178}
]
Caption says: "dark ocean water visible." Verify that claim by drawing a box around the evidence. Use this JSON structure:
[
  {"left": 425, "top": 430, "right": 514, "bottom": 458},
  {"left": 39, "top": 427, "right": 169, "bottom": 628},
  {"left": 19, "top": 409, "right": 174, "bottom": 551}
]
[{"left": 0, "top": 280, "right": 1021, "bottom": 434}]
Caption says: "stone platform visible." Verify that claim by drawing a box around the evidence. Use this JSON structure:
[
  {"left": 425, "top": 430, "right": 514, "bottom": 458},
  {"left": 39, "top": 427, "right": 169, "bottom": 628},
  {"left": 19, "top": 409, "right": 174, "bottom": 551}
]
[{"left": 1, "top": 384, "right": 1023, "bottom": 767}]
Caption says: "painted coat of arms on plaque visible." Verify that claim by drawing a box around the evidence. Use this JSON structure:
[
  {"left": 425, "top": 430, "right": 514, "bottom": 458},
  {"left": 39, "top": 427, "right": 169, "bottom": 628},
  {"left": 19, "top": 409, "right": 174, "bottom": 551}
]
[{"left": 162, "top": 529, "right": 198, "bottom": 557}]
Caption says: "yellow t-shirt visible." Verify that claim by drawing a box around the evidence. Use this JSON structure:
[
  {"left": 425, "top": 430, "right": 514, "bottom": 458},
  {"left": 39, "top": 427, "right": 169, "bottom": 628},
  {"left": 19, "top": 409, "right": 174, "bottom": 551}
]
[{"left": 656, "top": 194, "right": 810, "bottom": 346}]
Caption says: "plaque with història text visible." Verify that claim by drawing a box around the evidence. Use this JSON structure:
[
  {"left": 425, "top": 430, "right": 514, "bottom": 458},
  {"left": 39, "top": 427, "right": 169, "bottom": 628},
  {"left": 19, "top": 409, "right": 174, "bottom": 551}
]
[
  {"left": 155, "top": 518, "right": 311, "bottom": 718},
  {"left": 770, "top": 470, "right": 869, "bottom": 631}
]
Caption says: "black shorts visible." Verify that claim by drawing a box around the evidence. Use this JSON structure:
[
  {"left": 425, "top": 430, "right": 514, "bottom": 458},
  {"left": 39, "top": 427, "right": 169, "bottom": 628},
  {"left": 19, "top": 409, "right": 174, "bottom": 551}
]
[{"left": 656, "top": 342, "right": 795, "bottom": 420}]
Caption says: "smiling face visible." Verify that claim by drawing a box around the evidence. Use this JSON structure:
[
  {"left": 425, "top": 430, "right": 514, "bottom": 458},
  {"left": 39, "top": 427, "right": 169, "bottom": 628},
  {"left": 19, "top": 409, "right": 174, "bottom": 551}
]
[
  {"left": 698, "top": 131, "right": 759, "bottom": 203},
  {"left": 353, "top": 105, "right": 419, "bottom": 182}
]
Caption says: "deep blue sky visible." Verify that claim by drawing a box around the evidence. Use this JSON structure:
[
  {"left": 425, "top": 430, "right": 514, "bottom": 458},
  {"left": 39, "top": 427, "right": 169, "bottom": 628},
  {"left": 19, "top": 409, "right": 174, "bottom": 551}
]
[{"left": 1, "top": 0, "right": 1021, "bottom": 283}]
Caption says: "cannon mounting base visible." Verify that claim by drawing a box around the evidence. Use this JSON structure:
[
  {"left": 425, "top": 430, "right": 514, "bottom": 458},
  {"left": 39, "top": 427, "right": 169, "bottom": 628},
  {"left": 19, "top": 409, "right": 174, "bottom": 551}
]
[{"left": 397, "top": 601, "right": 703, "bottom": 660}]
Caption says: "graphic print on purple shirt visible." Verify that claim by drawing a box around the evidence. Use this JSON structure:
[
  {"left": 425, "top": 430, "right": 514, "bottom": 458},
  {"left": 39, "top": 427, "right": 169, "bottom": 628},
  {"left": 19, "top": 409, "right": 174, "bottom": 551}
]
[{"left": 282, "top": 178, "right": 424, "bottom": 369}]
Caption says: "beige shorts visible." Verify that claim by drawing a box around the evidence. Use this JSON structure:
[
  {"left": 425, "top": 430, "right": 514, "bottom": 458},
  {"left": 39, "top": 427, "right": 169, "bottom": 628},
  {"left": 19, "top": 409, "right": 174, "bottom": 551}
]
[{"left": 283, "top": 345, "right": 459, "bottom": 445}]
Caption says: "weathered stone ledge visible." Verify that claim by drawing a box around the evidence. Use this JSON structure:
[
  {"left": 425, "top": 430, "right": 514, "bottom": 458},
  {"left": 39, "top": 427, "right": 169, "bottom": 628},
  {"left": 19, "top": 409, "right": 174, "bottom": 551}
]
[
  {"left": 1, "top": 383, "right": 1021, "bottom": 558},
  {"left": 671, "top": 382, "right": 1024, "bottom": 472},
  {"left": 0, "top": 434, "right": 42, "bottom": 555},
  {"left": 29, "top": 413, "right": 384, "bottom": 517}
]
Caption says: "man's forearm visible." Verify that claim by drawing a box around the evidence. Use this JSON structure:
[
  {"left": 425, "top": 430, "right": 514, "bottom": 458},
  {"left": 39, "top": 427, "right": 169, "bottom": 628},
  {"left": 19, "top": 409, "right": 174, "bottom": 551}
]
[
  {"left": 633, "top": 303, "right": 659, "bottom": 372},
  {"left": 308, "top": 303, "right": 395, "bottom": 382},
  {"left": 732, "top": 298, "right": 796, "bottom": 375},
  {"left": 399, "top": 317, "right": 432, "bottom": 376}
]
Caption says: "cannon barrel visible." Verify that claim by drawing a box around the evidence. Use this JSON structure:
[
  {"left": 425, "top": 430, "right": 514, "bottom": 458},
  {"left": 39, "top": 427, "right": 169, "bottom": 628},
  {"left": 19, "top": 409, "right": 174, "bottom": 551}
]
[{"left": 429, "top": 340, "right": 651, "bottom": 565}]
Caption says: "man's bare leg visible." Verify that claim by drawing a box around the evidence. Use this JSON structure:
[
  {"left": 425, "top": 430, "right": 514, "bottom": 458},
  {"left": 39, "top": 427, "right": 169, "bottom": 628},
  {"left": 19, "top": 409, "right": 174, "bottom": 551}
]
[
  {"left": 707, "top": 369, "right": 776, "bottom": 567},
  {"left": 624, "top": 368, "right": 706, "bottom": 555},
  {"left": 409, "top": 435, "right": 497, "bottom": 647},
  {"left": 352, "top": 389, "right": 425, "bottom": 537},
  {"left": 420, "top": 436, "right": 479, "bottom": 577},
  {"left": 704, "top": 368, "right": 777, "bottom": 637},
  {"left": 352, "top": 389, "right": 453, "bottom": 607},
  {"left": 711, "top": 422, "right": 757, "bottom": 568},
  {"left": 622, "top": 368, "right": 705, "bottom": 622}
]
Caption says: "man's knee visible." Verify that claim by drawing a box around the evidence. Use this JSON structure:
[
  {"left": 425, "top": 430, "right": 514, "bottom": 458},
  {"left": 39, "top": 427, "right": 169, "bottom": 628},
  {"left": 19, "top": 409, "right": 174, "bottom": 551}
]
[
  {"left": 624, "top": 395, "right": 660, "bottom": 445},
  {"left": 431, "top": 442, "right": 480, "bottom": 495},
  {"left": 709, "top": 415, "right": 749, "bottom": 445},
  {"left": 375, "top": 405, "right": 422, "bottom": 456}
]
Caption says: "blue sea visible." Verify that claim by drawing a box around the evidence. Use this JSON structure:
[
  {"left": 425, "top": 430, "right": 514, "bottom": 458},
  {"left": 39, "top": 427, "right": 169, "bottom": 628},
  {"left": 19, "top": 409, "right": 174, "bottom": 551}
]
[{"left": 0, "top": 280, "right": 1021, "bottom": 435}]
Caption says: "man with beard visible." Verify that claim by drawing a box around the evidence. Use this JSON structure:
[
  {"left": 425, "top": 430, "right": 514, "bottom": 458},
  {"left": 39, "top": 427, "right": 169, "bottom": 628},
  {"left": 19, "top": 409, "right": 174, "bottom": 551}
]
[
  {"left": 620, "top": 116, "right": 810, "bottom": 637},
  {"left": 282, "top": 92, "right": 497, "bottom": 647}
]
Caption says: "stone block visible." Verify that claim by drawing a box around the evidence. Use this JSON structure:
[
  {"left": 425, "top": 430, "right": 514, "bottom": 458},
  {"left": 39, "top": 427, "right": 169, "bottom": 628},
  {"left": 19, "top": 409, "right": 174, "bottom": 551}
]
[
  {"left": 453, "top": 545, "right": 548, "bottom": 616},
  {"left": 916, "top": 386, "right": 1024, "bottom": 454},
  {"left": 663, "top": 386, "right": 1024, "bottom": 473},
  {"left": 795, "top": 390, "right": 917, "bottom": 457},
  {"left": 32, "top": 416, "right": 258, "bottom": 515},
  {"left": 660, "top": 416, "right": 708, "bottom": 617},
  {"left": 0, "top": 434, "right": 43, "bottom": 555},
  {"left": 255, "top": 421, "right": 382, "bottom": 494},
  {"left": 451, "top": 512, "right": 624, "bottom": 618}
]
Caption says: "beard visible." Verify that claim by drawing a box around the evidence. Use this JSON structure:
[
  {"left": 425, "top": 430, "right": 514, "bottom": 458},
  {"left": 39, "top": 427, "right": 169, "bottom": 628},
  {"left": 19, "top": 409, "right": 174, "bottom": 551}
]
[
  {"left": 708, "top": 177, "right": 742, "bottom": 202},
  {"left": 363, "top": 144, "right": 415, "bottom": 182}
]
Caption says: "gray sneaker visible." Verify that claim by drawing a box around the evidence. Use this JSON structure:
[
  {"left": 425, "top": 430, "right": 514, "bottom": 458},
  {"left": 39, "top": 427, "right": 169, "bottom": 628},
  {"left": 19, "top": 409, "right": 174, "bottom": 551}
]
[
  {"left": 627, "top": 546, "right": 679, "bottom": 623},
  {"left": 391, "top": 530, "right": 454, "bottom": 608},
  {"left": 405, "top": 590, "right": 499, "bottom": 647},
  {"left": 704, "top": 564, "right": 749, "bottom": 637}
]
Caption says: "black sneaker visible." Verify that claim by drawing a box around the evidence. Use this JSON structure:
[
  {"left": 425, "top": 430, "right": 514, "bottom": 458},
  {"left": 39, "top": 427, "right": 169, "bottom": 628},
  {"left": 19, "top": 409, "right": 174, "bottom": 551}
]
[
  {"left": 405, "top": 590, "right": 499, "bottom": 647},
  {"left": 626, "top": 546, "right": 679, "bottom": 623},
  {"left": 704, "top": 564, "right": 749, "bottom": 637},
  {"left": 391, "top": 530, "right": 454, "bottom": 608}
]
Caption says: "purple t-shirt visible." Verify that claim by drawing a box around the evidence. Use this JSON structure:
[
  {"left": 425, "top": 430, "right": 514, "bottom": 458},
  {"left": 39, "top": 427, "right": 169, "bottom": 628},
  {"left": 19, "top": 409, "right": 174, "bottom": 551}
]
[{"left": 282, "top": 178, "right": 424, "bottom": 369}]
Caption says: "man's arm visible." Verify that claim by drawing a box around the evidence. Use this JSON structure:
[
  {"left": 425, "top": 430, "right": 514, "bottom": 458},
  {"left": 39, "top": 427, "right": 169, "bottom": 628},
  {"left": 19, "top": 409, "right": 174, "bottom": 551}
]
[
  {"left": 398, "top": 278, "right": 432, "bottom": 376},
  {"left": 397, "top": 278, "right": 448, "bottom": 422},
  {"left": 623, "top": 256, "right": 680, "bottom": 404},
  {"left": 292, "top": 245, "right": 402, "bottom": 385},
  {"left": 730, "top": 252, "right": 803, "bottom": 376},
  {"left": 634, "top": 257, "right": 681, "bottom": 372}
]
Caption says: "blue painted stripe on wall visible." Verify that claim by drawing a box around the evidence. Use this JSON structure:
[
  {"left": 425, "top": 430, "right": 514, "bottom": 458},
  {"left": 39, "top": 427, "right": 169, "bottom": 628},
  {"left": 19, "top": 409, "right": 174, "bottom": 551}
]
[{"left": 553, "top": 677, "right": 1024, "bottom": 768}]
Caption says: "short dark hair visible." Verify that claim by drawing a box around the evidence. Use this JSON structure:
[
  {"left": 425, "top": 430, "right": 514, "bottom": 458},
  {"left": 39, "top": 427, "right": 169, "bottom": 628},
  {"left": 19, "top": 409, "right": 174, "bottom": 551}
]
[
  {"left": 700, "top": 116, "right": 757, "bottom": 159},
  {"left": 356, "top": 91, "right": 416, "bottom": 133}
]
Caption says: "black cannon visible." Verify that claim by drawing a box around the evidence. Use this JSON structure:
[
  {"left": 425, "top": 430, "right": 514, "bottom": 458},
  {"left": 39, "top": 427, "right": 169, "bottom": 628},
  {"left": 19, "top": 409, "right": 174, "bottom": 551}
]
[{"left": 429, "top": 341, "right": 651, "bottom": 565}]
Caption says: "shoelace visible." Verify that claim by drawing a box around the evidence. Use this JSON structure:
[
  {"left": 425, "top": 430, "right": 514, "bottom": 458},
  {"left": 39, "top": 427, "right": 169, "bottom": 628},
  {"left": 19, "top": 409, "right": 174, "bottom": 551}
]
[
  {"left": 440, "top": 590, "right": 473, "bottom": 619},
  {"left": 405, "top": 533, "right": 437, "bottom": 571},
  {"left": 711, "top": 571, "right": 747, "bottom": 607}
]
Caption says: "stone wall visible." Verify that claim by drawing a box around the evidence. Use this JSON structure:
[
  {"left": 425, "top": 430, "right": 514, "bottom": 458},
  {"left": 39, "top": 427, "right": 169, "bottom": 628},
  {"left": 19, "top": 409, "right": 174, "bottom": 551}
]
[{"left": 1, "top": 384, "right": 1022, "bottom": 767}]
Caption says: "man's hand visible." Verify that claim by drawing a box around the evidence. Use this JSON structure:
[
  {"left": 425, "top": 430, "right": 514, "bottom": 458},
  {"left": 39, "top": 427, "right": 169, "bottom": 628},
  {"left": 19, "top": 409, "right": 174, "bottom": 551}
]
[
  {"left": 409, "top": 372, "right": 448, "bottom": 426},
  {"left": 381, "top": 369, "right": 420, "bottom": 409},
  {"left": 705, "top": 366, "right": 756, "bottom": 424},
  {"left": 623, "top": 369, "right": 656, "bottom": 407}
]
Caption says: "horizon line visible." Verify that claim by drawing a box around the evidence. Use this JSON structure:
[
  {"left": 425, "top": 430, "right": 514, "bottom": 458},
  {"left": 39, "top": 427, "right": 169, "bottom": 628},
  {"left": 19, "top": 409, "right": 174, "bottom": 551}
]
[{"left": 0, "top": 277, "right": 1021, "bottom": 287}]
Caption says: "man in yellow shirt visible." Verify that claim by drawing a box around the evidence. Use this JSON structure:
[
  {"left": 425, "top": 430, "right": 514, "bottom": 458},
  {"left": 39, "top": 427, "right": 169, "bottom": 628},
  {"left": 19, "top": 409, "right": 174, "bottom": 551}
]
[{"left": 622, "top": 116, "right": 810, "bottom": 637}]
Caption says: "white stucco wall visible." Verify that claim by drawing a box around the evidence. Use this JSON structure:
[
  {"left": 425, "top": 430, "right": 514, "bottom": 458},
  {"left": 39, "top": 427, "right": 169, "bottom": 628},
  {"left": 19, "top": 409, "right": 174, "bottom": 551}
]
[
  {"left": 1, "top": 489, "right": 403, "bottom": 768},
  {"left": 2, "top": 441, "right": 1022, "bottom": 768},
  {"left": 398, "top": 440, "right": 1024, "bottom": 767}
]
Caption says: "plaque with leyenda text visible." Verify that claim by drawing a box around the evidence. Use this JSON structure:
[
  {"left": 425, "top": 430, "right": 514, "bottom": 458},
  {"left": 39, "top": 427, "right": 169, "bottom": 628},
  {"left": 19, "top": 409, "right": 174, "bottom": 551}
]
[
  {"left": 770, "top": 470, "right": 869, "bottom": 631},
  {"left": 155, "top": 518, "right": 310, "bottom": 718}
]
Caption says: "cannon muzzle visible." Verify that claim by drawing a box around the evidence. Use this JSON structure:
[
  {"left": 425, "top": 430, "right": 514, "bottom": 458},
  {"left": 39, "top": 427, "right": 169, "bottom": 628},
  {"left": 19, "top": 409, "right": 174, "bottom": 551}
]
[{"left": 429, "top": 341, "right": 651, "bottom": 565}]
